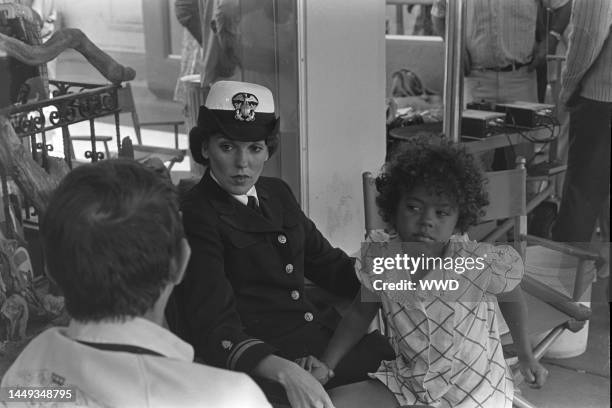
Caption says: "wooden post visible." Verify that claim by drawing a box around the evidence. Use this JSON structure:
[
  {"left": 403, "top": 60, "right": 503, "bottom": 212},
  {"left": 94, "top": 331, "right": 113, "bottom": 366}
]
[{"left": 0, "top": 115, "right": 68, "bottom": 217}]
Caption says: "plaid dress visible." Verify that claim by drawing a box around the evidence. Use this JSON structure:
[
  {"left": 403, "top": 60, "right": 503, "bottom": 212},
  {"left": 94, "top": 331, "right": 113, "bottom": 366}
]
[{"left": 357, "top": 233, "right": 523, "bottom": 408}]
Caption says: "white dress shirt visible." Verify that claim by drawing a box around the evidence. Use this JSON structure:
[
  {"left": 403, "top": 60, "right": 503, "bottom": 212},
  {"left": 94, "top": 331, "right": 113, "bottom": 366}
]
[
  {"left": 561, "top": 0, "right": 612, "bottom": 102},
  {"left": 210, "top": 170, "right": 259, "bottom": 206},
  {"left": 432, "top": 0, "right": 570, "bottom": 69},
  {"left": 1, "top": 317, "right": 271, "bottom": 408}
]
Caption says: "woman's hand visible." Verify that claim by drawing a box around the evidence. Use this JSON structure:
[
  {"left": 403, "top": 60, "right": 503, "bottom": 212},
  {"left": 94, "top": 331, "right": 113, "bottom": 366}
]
[
  {"left": 254, "top": 355, "right": 335, "bottom": 408},
  {"left": 278, "top": 361, "right": 336, "bottom": 408},
  {"left": 295, "top": 355, "right": 335, "bottom": 385}
]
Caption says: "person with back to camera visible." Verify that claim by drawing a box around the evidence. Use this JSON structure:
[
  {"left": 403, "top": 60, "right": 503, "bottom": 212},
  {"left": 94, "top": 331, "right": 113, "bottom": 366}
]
[
  {"left": 0, "top": 159, "right": 271, "bottom": 408},
  {"left": 316, "top": 141, "right": 527, "bottom": 408},
  {"left": 167, "top": 80, "right": 395, "bottom": 408}
]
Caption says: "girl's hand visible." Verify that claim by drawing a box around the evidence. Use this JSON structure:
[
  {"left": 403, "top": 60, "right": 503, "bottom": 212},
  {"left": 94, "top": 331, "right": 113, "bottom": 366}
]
[{"left": 519, "top": 357, "right": 549, "bottom": 388}]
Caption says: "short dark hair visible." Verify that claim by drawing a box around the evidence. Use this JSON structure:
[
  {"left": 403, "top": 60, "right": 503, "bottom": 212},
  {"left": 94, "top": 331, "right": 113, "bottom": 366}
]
[
  {"left": 40, "top": 159, "right": 184, "bottom": 322},
  {"left": 376, "top": 138, "right": 489, "bottom": 233}
]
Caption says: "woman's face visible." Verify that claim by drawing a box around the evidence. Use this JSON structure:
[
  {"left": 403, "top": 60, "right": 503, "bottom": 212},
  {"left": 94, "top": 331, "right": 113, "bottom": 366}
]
[
  {"left": 202, "top": 135, "right": 269, "bottom": 195},
  {"left": 394, "top": 185, "right": 459, "bottom": 244}
]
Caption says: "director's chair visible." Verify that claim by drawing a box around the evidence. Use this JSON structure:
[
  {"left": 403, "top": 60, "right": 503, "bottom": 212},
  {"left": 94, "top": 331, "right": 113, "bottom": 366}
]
[{"left": 362, "top": 160, "right": 603, "bottom": 408}]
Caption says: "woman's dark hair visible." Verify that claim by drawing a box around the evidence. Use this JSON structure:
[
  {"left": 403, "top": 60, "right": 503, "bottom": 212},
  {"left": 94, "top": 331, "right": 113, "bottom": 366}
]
[
  {"left": 40, "top": 159, "right": 184, "bottom": 322},
  {"left": 189, "top": 127, "right": 279, "bottom": 166},
  {"left": 376, "top": 138, "right": 489, "bottom": 233}
]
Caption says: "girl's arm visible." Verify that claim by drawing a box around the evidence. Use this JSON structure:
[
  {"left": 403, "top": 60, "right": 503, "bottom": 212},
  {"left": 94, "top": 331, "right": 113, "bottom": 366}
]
[
  {"left": 482, "top": 242, "right": 548, "bottom": 388},
  {"left": 320, "top": 287, "right": 381, "bottom": 373},
  {"left": 498, "top": 287, "right": 549, "bottom": 388}
]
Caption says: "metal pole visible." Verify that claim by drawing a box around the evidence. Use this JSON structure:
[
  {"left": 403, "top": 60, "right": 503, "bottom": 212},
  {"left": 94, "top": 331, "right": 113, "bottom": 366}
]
[{"left": 442, "top": 0, "right": 466, "bottom": 143}]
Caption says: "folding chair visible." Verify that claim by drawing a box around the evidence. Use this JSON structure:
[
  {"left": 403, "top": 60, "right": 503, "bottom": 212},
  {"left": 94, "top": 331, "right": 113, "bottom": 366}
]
[
  {"left": 362, "top": 160, "right": 603, "bottom": 408},
  {"left": 116, "top": 136, "right": 187, "bottom": 172},
  {"left": 68, "top": 82, "right": 186, "bottom": 168}
]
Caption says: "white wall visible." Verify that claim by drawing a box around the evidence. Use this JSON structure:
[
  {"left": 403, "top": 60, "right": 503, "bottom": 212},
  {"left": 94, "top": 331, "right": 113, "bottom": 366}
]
[
  {"left": 57, "top": 0, "right": 145, "bottom": 54},
  {"left": 301, "top": 0, "right": 387, "bottom": 254}
]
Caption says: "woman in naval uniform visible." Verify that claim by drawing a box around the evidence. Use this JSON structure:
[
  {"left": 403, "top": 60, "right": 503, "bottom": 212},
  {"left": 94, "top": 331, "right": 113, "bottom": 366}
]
[{"left": 168, "top": 80, "right": 393, "bottom": 408}]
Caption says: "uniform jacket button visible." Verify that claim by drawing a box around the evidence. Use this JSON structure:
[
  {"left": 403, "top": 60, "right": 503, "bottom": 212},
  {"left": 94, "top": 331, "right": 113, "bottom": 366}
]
[
  {"left": 285, "top": 264, "right": 294, "bottom": 274},
  {"left": 291, "top": 290, "right": 300, "bottom": 300},
  {"left": 277, "top": 234, "right": 287, "bottom": 244},
  {"left": 304, "top": 312, "right": 314, "bottom": 322}
]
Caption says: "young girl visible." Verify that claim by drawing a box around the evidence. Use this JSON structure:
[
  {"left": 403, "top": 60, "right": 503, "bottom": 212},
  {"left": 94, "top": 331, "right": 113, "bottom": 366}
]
[{"left": 320, "top": 141, "right": 524, "bottom": 408}]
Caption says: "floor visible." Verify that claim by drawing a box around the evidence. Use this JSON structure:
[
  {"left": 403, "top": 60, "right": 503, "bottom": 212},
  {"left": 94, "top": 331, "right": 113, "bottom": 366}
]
[
  {"left": 517, "top": 277, "right": 610, "bottom": 408},
  {"left": 2, "top": 54, "right": 609, "bottom": 408}
]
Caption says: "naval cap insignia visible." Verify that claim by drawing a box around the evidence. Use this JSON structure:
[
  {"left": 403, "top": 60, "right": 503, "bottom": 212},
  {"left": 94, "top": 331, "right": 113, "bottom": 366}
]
[{"left": 232, "top": 92, "right": 259, "bottom": 122}]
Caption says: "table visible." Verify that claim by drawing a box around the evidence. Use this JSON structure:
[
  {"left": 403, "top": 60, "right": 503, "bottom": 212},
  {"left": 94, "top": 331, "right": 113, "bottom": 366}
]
[{"left": 389, "top": 125, "right": 532, "bottom": 154}]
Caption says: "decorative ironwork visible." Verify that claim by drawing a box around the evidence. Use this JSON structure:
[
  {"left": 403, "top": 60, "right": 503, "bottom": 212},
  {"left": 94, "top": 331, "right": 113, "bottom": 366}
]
[
  {"left": 1, "top": 83, "right": 121, "bottom": 138},
  {"left": 85, "top": 151, "right": 104, "bottom": 160},
  {"left": 0, "top": 80, "right": 124, "bottom": 168},
  {"left": 35, "top": 142, "right": 53, "bottom": 152}
]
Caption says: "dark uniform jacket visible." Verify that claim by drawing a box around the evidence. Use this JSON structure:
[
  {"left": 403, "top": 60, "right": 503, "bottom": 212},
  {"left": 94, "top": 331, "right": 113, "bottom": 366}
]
[{"left": 168, "top": 171, "right": 360, "bottom": 373}]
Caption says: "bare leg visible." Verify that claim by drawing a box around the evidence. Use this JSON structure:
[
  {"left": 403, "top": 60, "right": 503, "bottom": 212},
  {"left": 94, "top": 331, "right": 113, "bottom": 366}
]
[
  {"left": 328, "top": 380, "right": 399, "bottom": 408},
  {"left": 0, "top": 29, "right": 135, "bottom": 84},
  {"left": 329, "top": 379, "right": 435, "bottom": 408}
]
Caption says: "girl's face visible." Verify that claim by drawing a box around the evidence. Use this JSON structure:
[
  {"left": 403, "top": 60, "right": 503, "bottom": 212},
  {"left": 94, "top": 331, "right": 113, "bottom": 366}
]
[
  {"left": 394, "top": 185, "right": 459, "bottom": 244},
  {"left": 202, "top": 135, "right": 269, "bottom": 195}
]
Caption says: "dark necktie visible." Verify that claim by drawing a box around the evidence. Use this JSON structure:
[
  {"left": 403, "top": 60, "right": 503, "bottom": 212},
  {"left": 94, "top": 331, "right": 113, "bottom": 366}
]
[{"left": 247, "top": 195, "right": 262, "bottom": 215}]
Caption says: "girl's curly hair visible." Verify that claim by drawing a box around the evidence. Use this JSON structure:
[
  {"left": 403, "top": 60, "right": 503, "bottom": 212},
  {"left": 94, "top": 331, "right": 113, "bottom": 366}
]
[{"left": 375, "top": 138, "right": 489, "bottom": 233}]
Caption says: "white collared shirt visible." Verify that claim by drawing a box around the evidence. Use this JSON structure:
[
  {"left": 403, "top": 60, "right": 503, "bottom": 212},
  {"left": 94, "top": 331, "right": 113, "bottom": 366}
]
[
  {"left": 1, "top": 317, "right": 271, "bottom": 408},
  {"left": 432, "top": 0, "right": 570, "bottom": 69},
  {"left": 561, "top": 0, "right": 612, "bottom": 102},
  {"left": 210, "top": 170, "right": 259, "bottom": 206}
]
